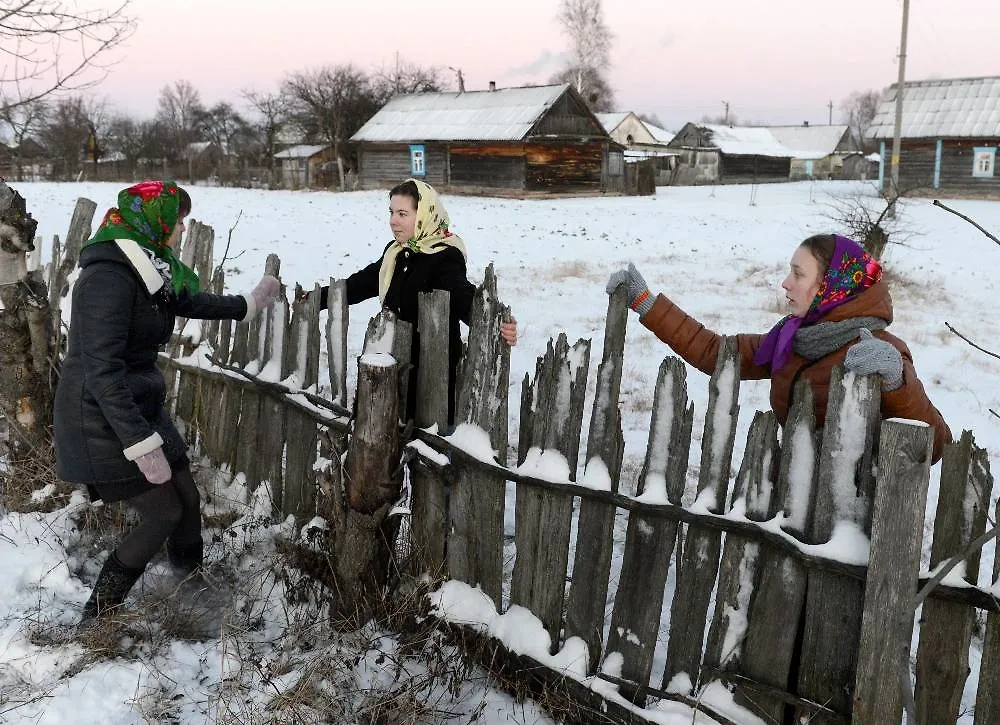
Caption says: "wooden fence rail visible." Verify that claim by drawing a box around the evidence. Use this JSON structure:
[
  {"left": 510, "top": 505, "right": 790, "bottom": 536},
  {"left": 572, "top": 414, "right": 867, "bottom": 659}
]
[{"left": 49, "top": 199, "right": 998, "bottom": 725}]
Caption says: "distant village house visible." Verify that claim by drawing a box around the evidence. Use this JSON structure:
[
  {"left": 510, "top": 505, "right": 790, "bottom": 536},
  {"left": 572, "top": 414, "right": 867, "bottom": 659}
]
[
  {"left": 667, "top": 123, "right": 793, "bottom": 185},
  {"left": 765, "top": 124, "right": 862, "bottom": 180},
  {"left": 350, "top": 83, "right": 624, "bottom": 194},
  {"left": 596, "top": 112, "right": 678, "bottom": 186},
  {"left": 274, "top": 144, "right": 336, "bottom": 189}
]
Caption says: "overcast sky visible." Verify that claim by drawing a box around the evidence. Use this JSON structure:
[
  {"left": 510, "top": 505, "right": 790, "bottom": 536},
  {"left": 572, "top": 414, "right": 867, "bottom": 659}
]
[{"left": 72, "top": 0, "right": 1000, "bottom": 130}]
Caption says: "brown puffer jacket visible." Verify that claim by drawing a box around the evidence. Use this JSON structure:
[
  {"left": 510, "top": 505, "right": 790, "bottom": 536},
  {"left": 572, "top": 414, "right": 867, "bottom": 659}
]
[{"left": 640, "top": 279, "right": 952, "bottom": 462}]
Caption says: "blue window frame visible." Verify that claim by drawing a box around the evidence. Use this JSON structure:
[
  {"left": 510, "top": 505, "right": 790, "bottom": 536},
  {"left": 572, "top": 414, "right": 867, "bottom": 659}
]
[
  {"left": 972, "top": 147, "right": 996, "bottom": 178},
  {"left": 409, "top": 144, "right": 426, "bottom": 177}
]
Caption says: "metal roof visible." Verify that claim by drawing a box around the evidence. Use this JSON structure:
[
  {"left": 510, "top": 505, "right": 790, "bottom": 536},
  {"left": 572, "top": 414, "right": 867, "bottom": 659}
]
[
  {"left": 351, "top": 84, "right": 571, "bottom": 142},
  {"left": 699, "top": 124, "right": 795, "bottom": 158},
  {"left": 644, "top": 122, "right": 676, "bottom": 144},
  {"left": 869, "top": 76, "right": 1000, "bottom": 139},
  {"left": 274, "top": 144, "right": 329, "bottom": 159},
  {"left": 595, "top": 112, "right": 630, "bottom": 134},
  {"left": 767, "top": 125, "right": 851, "bottom": 157}
]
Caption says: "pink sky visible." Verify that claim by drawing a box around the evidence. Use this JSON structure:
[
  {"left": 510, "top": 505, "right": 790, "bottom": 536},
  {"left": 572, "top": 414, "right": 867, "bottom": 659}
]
[{"left": 79, "top": 0, "right": 1000, "bottom": 131}]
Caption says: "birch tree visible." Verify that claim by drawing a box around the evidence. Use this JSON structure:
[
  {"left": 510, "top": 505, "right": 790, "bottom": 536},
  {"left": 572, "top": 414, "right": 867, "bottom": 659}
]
[{"left": 553, "top": 0, "right": 615, "bottom": 110}]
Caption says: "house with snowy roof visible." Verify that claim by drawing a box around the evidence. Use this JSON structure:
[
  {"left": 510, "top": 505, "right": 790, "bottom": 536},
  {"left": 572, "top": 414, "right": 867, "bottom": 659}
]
[
  {"left": 274, "top": 144, "right": 335, "bottom": 189},
  {"left": 596, "top": 112, "right": 678, "bottom": 185},
  {"left": 666, "top": 123, "right": 794, "bottom": 185},
  {"left": 766, "top": 124, "right": 862, "bottom": 180},
  {"left": 350, "top": 83, "right": 623, "bottom": 194},
  {"left": 868, "top": 76, "right": 1000, "bottom": 197}
]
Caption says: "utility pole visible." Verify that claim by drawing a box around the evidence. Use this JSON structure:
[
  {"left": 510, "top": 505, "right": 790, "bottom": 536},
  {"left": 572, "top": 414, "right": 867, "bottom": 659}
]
[
  {"left": 888, "top": 0, "right": 910, "bottom": 216},
  {"left": 722, "top": 100, "right": 729, "bottom": 125},
  {"left": 828, "top": 100, "right": 833, "bottom": 125}
]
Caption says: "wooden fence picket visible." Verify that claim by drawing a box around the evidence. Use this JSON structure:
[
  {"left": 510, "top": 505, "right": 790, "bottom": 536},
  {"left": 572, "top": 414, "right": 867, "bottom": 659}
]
[
  {"left": 605, "top": 356, "right": 692, "bottom": 694},
  {"left": 975, "top": 498, "right": 1000, "bottom": 725},
  {"left": 664, "top": 336, "right": 740, "bottom": 692},
  {"left": 563, "top": 285, "right": 629, "bottom": 670}
]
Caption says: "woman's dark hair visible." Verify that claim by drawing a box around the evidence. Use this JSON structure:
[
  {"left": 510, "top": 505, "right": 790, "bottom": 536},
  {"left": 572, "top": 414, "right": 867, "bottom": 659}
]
[
  {"left": 799, "top": 234, "right": 836, "bottom": 274},
  {"left": 178, "top": 186, "right": 192, "bottom": 217},
  {"left": 388, "top": 180, "right": 420, "bottom": 209}
]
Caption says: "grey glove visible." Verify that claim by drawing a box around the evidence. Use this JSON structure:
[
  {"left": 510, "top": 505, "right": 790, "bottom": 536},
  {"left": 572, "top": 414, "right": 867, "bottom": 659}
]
[
  {"left": 134, "top": 446, "right": 171, "bottom": 484},
  {"left": 243, "top": 274, "right": 281, "bottom": 319},
  {"left": 844, "top": 328, "right": 903, "bottom": 391},
  {"left": 606, "top": 262, "right": 654, "bottom": 318}
]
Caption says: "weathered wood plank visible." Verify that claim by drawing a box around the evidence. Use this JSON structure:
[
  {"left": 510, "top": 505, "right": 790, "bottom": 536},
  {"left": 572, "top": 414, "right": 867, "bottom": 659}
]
[
  {"left": 325, "top": 279, "right": 349, "bottom": 408},
  {"left": 511, "top": 333, "right": 590, "bottom": 650},
  {"left": 733, "top": 381, "right": 815, "bottom": 725},
  {"left": 564, "top": 284, "right": 628, "bottom": 671},
  {"left": 663, "top": 336, "right": 740, "bottom": 692},
  {"left": 915, "top": 431, "right": 993, "bottom": 724},
  {"left": 409, "top": 291, "right": 451, "bottom": 578},
  {"left": 605, "top": 357, "right": 691, "bottom": 693},
  {"left": 852, "top": 420, "right": 932, "bottom": 725},
  {"left": 704, "top": 410, "right": 780, "bottom": 672},
  {"left": 975, "top": 495, "right": 1000, "bottom": 725},
  {"left": 797, "top": 368, "right": 880, "bottom": 722}
]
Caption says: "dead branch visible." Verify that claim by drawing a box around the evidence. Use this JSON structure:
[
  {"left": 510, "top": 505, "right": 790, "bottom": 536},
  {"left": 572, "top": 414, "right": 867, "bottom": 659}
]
[
  {"left": 945, "top": 322, "right": 1000, "bottom": 361},
  {"left": 213, "top": 209, "right": 242, "bottom": 279},
  {"left": 933, "top": 199, "right": 1000, "bottom": 247}
]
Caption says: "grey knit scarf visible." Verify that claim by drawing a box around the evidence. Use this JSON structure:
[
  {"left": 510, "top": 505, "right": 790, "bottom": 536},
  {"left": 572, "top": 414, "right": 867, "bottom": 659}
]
[{"left": 793, "top": 316, "right": 888, "bottom": 362}]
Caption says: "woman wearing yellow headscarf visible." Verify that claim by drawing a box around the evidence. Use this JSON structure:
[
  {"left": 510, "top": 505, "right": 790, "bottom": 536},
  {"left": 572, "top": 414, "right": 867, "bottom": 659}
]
[{"left": 307, "top": 179, "right": 517, "bottom": 422}]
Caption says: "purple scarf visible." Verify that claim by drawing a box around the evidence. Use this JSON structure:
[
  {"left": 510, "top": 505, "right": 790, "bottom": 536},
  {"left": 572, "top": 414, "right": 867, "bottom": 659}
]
[{"left": 754, "top": 235, "right": 882, "bottom": 372}]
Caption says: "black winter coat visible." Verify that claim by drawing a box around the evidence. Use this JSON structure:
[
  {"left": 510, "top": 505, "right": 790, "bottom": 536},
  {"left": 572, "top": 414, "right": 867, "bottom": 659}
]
[
  {"left": 54, "top": 240, "right": 248, "bottom": 502},
  {"left": 319, "top": 244, "right": 475, "bottom": 420}
]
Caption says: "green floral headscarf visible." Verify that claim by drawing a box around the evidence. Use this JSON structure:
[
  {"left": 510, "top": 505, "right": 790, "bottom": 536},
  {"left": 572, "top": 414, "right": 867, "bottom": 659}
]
[{"left": 86, "top": 180, "right": 200, "bottom": 295}]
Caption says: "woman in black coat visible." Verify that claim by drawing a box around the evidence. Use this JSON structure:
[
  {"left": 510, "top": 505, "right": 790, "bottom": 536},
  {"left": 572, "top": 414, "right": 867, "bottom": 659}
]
[
  {"left": 306, "top": 179, "right": 517, "bottom": 422},
  {"left": 54, "top": 180, "right": 280, "bottom": 622}
]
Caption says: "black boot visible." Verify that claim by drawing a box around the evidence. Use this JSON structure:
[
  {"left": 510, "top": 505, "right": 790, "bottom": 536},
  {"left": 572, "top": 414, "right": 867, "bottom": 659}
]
[
  {"left": 80, "top": 553, "right": 144, "bottom": 623},
  {"left": 166, "top": 539, "right": 203, "bottom": 576}
]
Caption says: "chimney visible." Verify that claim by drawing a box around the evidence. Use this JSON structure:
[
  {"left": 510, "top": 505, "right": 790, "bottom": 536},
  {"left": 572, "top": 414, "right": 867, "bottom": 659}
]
[{"left": 488, "top": 81, "right": 496, "bottom": 92}]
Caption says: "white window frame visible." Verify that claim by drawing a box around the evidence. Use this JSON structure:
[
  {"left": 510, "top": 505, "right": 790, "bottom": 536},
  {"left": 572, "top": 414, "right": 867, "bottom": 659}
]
[{"left": 972, "top": 147, "right": 996, "bottom": 178}]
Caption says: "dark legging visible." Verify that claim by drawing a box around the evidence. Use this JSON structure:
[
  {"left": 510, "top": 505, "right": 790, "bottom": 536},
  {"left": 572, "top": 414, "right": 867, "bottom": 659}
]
[{"left": 115, "top": 464, "right": 201, "bottom": 570}]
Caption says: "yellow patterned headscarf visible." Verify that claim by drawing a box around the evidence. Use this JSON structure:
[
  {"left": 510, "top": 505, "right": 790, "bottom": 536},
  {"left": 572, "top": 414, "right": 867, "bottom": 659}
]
[{"left": 378, "top": 179, "right": 467, "bottom": 302}]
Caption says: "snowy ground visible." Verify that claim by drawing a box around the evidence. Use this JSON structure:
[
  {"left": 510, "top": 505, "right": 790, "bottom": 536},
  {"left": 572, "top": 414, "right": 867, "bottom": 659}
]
[{"left": 2, "top": 179, "right": 998, "bottom": 723}]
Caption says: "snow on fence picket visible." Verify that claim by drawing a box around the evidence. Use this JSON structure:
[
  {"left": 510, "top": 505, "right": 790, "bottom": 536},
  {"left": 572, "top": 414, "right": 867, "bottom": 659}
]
[{"left": 50, "top": 200, "right": 998, "bottom": 724}]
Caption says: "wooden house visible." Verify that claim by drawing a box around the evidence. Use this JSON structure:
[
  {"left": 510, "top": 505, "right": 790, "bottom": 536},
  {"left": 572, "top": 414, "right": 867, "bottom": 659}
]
[
  {"left": 596, "top": 112, "right": 678, "bottom": 185},
  {"left": 274, "top": 144, "right": 335, "bottom": 189},
  {"left": 666, "top": 123, "right": 793, "bottom": 185},
  {"left": 766, "top": 124, "right": 861, "bottom": 180},
  {"left": 869, "top": 76, "right": 1000, "bottom": 196},
  {"left": 350, "top": 83, "right": 623, "bottom": 194}
]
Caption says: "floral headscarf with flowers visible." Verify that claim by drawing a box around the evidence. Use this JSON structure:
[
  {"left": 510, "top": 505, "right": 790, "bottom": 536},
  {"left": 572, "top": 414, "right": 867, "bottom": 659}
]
[
  {"left": 85, "top": 180, "right": 200, "bottom": 295},
  {"left": 377, "top": 179, "right": 466, "bottom": 302},
  {"left": 754, "top": 235, "right": 882, "bottom": 372}
]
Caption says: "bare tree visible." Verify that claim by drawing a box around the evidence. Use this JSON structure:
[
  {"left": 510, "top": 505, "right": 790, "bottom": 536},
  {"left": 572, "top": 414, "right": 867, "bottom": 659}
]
[
  {"left": 0, "top": 97, "right": 48, "bottom": 180},
  {"left": 0, "top": 1, "right": 134, "bottom": 111},
  {"left": 39, "top": 94, "right": 107, "bottom": 179},
  {"left": 282, "top": 64, "right": 382, "bottom": 189},
  {"left": 156, "top": 79, "right": 204, "bottom": 163},
  {"left": 242, "top": 88, "right": 290, "bottom": 182},
  {"left": 553, "top": 0, "right": 614, "bottom": 110},
  {"left": 374, "top": 56, "right": 444, "bottom": 96},
  {"left": 700, "top": 112, "right": 739, "bottom": 126},
  {"left": 840, "top": 89, "right": 883, "bottom": 152}
]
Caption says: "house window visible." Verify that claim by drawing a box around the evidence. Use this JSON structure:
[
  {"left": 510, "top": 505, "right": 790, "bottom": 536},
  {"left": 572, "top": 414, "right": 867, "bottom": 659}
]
[
  {"left": 972, "top": 147, "right": 996, "bottom": 178},
  {"left": 409, "top": 144, "right": 426, "bottom": 177}
]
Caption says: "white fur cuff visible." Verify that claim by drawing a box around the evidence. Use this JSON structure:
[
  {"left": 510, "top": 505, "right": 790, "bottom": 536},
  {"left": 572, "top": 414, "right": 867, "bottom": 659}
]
[
  {"left": 123, "top": 432, "right": 164, "bottom": 461},
  {"left": 241, "top": 293, "right": 256, "bottom": 322}
]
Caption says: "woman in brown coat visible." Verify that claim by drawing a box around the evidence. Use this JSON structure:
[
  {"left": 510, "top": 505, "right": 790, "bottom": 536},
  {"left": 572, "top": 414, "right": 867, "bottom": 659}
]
[{"left": 607, "top": 233, "right": 952, "bottom": 462}]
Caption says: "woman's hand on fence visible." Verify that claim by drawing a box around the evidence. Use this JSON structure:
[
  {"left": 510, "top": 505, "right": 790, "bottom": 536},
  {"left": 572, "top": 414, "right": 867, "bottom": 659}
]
[
  {"left": 844, "top": 328, "right": 904, "bottom": 391},
  {"left": 606, "top": 262, "right": 654, "bottom": 318},
  {"left": 500, "top": 316, "right": 518, "bottom": 346},
  {"left": 247, "top": 275, "right": 281, "bottom": 317},
  {"left": 134, "top": 446, "right": 171, "bottom": 484}
]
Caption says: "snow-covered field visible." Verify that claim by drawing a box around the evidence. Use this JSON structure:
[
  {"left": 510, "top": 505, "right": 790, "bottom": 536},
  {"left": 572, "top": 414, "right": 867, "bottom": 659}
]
[{"left": 2, "top": 179, "right": 998, "bottom": 723}]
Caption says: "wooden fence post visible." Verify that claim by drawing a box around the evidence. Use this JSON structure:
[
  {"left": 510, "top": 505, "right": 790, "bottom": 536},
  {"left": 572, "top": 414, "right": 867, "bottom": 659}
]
[
  {"left": 564, "top": 283, "right": 628, "bottom": 670},
  {"left": 449, "top": 267, "right": 512, "bottom": 606},
  {"left": 797, "top": 368, "right": 880, "bottom": 722},
  {"left": 852, "top": 419, "right": 932, "bottom": 725},
  {"left": 736, "top": 381, "right": 815, "bottom": 723},
  {"left": 914, "top": 431, "right": 993, "bottom": 724},
  {"left": 975, "top": 495, "right": 1000, "bottom": 725},
  {"left": 510, "top": 333, "right": 591, "bottom": 650},
  {"left": 664, "top": 336, "right": 740, "bottom": 692},
  {"left": 325, "top": 279, "right": 349, "bottom": 408},
  {"left": 605, "top": 356, "right": 692, "bottom": 694},
  {"left": 409, "top": 290, "right": 451, "bottom": 578}
]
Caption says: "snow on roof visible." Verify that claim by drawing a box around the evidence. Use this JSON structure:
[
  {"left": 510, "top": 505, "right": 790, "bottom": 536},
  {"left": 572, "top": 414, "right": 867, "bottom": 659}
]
[
  {"left": 869, "top": 76, "right": 1000, "bottom": 139},
  {"left": 699, "top": 124, "right": 795, "bottom": 158},
  {"left": 274, "top": 144, "right": 329, "bottom": 159},
  {"left": 644, "top": 122, "right": 676, "bottom": 144},
  {"left": 595, "top": 112, "right": 629, "bottom": 134},
  {"left": 767, "top": 125, "right": 849, "bottom": 158},
  {"left": 351, "top": 84, "right": 571, "bottom": 142}
]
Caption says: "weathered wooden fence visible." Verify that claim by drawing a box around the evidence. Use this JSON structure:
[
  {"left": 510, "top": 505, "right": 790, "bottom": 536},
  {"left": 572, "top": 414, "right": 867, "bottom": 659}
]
[{"left": 53, "top": 198, "right": 999, "bottom": 725}]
